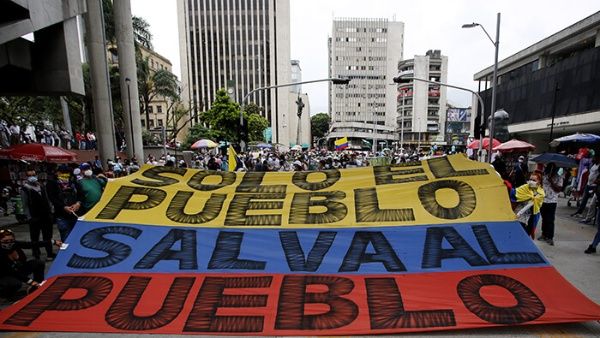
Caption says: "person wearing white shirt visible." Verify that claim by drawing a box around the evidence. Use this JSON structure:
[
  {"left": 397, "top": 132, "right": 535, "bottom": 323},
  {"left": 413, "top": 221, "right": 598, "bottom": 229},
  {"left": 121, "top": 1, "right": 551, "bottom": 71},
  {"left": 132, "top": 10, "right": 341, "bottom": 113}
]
[{"left": 539, "top": 163, "right": 564, "bottom": 246}]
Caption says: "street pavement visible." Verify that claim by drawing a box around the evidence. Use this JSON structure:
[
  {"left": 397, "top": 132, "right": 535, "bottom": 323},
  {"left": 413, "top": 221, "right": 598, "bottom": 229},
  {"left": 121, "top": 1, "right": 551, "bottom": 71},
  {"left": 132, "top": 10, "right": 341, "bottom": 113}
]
[{"left": 0, "top": 196, "right": 599, "bottom": 337}]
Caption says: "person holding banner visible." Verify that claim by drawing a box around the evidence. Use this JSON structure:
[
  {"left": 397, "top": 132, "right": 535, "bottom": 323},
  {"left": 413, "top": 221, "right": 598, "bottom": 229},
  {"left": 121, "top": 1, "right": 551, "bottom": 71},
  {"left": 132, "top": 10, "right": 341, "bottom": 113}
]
[
  {"left": 512, "top": 172, "right": 545, "bottom": 239},
  {"left": 0, "top": 229, "right": 62, "bottom": 300}
]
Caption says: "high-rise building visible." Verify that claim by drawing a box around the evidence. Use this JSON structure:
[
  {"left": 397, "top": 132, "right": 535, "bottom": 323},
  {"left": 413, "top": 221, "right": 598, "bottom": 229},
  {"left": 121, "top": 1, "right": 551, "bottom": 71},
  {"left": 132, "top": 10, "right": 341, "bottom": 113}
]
[
  {"left": 397, "top": 50, "right": 448, "bottom": 148},
  {"left": 328, "top": 18, "right": 404, "bottom": 150},
  {"left": 177, "top": 0, "right": 291, "bottom": 143}
]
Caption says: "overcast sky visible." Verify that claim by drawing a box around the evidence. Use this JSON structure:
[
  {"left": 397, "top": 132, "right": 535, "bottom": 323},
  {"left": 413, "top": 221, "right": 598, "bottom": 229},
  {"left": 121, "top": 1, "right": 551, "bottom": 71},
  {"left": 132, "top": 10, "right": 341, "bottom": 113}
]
[{"left": 131, "top": 0, "right": 599, "bottom": 114}]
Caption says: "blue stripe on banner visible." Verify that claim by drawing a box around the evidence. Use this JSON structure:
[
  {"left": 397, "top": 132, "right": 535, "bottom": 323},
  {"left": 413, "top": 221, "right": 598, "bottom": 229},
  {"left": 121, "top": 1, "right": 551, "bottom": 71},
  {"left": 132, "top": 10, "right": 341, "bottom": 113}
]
[{"left": 49, "top": 221, "right": 548, "bottom": 277}]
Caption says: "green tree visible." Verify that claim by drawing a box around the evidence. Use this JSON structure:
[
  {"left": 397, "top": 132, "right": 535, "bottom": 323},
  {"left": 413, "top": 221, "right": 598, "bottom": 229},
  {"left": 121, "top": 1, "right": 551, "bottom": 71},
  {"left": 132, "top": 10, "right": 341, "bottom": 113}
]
[
  {"left": 311, "top": 112, "right": 330, "bottom": 139},
  {"left": 242, "top": 103, "right": 269, "bottom": 142},
  {"left": 137, "top": 56, "right": 179, "bottom": 130},
  {"left": 247, "top": 113, "right": 269, "bottom": 142},
  {"left": 200, "top": 89, "right": 242, "bottom": 142}
]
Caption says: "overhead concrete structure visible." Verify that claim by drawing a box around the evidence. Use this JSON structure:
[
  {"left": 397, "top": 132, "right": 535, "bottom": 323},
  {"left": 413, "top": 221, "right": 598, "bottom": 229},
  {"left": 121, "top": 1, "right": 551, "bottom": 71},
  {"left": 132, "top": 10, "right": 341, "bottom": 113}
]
[{"left": 0, "top": 0, "right": 86, "bottom": 95}]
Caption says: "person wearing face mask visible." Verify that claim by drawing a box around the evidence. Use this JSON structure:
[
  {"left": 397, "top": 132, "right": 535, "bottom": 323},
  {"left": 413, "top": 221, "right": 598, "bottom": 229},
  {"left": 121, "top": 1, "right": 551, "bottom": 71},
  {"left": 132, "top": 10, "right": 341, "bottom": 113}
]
[
  {"left": 0, "top": 229, "right": 62, "bottom": 300},
  {"left": 46, "top": 165, "right": 79, "bottom": 241},
  {"left": 74, "top": 163, "right": 106, "bottom": 216},
  {"left": 538, "top": 163, "right": 564, "bottom": 246},
  {"left": 19, "top": 169, "right": 55, "bottom": 260},
  {"left": 511, "top": 171, "right": 545, "bottom": 239}
]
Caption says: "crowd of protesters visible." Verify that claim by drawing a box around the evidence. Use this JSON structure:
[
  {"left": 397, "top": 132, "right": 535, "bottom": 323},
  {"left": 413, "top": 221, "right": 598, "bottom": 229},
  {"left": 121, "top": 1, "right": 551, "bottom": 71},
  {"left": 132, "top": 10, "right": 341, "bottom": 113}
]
[
  {"left": 1, "top": 142, "right": 599, "bottom": 301},
  {"left": 0, "top": 120, "right": 96, "bottom": 150}
]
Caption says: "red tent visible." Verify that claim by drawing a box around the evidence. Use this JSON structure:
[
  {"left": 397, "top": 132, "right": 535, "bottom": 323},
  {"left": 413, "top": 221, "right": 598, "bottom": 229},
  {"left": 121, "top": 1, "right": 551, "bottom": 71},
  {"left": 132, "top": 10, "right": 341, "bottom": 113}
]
[
  {"left": 0, "top": 144, "right": 78, "bottom": 163},
  {"left": 467, "top": 138, "right": 501, "bottom": 150},
  {"left": 493, "top": 139, "right": 535, "bottom": 152}
]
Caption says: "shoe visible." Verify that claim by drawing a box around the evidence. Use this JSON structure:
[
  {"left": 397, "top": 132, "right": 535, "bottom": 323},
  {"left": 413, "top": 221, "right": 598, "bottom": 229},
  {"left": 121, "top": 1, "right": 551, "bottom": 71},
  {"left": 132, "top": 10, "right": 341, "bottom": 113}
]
[
  {"left": 580, "top": 219, "right": 590, "bottom": 224},
  {"left": 537, "top": 235, "right": 547, "bottom": 241},
  {"left": 585, "top": 245, "right": 596, "bottom": 254},
  {"left": 546, "top": 238, "right": 554, "bottom": 246},
  {"left": 570, "top": 212, "right": 579, "bottom": 217}
]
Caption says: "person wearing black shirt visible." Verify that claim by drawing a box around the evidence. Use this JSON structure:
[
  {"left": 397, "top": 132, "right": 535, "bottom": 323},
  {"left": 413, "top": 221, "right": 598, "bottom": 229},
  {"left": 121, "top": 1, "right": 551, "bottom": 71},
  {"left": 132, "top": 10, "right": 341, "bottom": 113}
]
[
  {"left": 0, "top": 229, "right": 62, "bottom": 299},
  {"left": 20, "top": 169, "right": 55, "bottom": 260}
]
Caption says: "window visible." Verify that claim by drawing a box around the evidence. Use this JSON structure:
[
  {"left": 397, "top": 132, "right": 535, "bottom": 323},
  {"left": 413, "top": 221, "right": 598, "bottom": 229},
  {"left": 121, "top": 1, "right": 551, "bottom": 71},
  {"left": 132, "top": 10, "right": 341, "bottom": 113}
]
[
  {"left": 148, "top": 106, "right": 154, "bottom": 113},
  {"left": 149, "top": 120, "right": 155, "bottom": 127},
  {"left": 158, "top": 119, "right": 164, "bottom": 126},
  {"left": 141, "top": 119, "right": 146, "bottom": 127},
  {"left": 157, "top": 106, "right": 163, "bottom": 113}
]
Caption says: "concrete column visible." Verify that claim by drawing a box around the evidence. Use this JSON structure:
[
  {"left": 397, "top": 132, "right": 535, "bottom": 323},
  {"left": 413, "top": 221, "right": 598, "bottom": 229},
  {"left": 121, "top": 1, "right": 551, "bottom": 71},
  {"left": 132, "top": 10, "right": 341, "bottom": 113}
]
[
  {"left": 59, "top": 96, "right": 73, "bottom": 136},
  {"left": 595, "top": 29, "right": 600, "bottom": 47},
  {"left": 85, "top": 0, "right": 116, "bottom": 165},
  {"left": 113, "top": 0, "right": 144, "bottom": 160}
]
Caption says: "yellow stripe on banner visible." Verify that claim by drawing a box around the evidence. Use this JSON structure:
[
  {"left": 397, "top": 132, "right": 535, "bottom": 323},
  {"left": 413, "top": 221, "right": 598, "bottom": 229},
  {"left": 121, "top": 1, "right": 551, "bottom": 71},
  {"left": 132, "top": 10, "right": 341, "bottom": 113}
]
[
  {"left": 335, "top": 137, "right": 348, "bottom": 146},
  {"left": 84, "top": 154, "right": 515, "bottom": 228}
]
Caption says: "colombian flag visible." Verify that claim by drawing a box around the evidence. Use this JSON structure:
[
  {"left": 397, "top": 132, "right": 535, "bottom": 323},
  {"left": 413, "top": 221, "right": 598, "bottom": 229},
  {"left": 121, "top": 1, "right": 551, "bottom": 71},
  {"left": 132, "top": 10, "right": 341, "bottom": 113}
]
[
  {"left": 227, "top": 145, "right": 241, "bottom": 171},
  {"left": 335, "top": 137, "right": 348, "bottom": 150}
]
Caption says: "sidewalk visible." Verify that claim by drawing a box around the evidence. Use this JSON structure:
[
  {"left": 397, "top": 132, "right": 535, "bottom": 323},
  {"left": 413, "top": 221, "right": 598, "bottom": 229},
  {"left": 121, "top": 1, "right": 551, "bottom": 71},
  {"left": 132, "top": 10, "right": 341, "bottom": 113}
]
[{"left": 0, "top": 197, "right": 599, "bottom": 337}]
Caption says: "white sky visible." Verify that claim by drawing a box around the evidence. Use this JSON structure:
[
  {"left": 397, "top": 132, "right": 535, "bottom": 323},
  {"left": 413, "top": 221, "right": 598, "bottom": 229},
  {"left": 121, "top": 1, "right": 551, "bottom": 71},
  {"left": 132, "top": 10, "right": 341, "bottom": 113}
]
[{"left": 131, "top": 0, "right": 600, "bottom": 114}]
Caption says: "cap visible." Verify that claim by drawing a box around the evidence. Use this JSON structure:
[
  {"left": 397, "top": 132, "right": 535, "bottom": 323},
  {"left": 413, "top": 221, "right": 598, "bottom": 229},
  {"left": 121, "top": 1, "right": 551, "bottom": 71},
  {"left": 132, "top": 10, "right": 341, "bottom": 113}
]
[
  {"left": 73, "top": 168, "right": 81, "bottom": 175},
  {"left": 80, "top": 163, "right": 91, "bottom": 170},
  {"left": 518, "top": 156, "right": 525, "bottom": 161}
]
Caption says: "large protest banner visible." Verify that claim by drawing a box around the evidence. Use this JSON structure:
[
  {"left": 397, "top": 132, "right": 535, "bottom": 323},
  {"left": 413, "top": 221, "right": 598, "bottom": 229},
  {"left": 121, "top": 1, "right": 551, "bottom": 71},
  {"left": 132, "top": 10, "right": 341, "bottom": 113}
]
[{"left": 1, "top": 154, "right": 599, "bottom": 335}]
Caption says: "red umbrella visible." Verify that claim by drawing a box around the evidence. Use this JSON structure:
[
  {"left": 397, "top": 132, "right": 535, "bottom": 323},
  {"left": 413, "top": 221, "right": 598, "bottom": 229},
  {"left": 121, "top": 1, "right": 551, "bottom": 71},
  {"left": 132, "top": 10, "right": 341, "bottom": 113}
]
[
  {"left": 493, "top": 139, "right": 535, "bottom": 152},
  {"left": 467, "top": 138, "right": 501, "bottom": 150},
  {"left": 0, "top": 144, "right": 78, "bottom": 163}
]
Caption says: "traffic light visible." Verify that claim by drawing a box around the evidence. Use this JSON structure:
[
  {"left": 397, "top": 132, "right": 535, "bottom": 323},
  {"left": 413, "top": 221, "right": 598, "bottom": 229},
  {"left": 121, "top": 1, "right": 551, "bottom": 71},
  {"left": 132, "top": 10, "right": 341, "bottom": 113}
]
[{"left": 490, "top": 109, "right": 510, "bottom": 142}]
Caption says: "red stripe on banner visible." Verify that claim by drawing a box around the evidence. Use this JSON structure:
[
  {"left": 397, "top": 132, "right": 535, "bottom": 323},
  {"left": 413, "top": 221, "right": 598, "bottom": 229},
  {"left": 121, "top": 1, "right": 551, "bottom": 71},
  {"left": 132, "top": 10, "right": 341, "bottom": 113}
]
[{"left": 0, "top": 267, "right": 599, "bottom": 335}]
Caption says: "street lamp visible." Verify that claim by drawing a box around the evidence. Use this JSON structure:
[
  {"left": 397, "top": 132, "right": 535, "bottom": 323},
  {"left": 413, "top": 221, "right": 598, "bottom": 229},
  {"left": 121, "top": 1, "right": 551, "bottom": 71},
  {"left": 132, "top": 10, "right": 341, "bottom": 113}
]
[
  {"left": 393, "top": 74, "right": 486, "bottom": 160},
  {"left": 240, "top": 77, "right": 351, "bottom": 151},
  {"left": 462, "top": 13, "right": 501, "bottom": 163},
  {"left": 125, "top": 77, "right": 135, "bottom": 159}
]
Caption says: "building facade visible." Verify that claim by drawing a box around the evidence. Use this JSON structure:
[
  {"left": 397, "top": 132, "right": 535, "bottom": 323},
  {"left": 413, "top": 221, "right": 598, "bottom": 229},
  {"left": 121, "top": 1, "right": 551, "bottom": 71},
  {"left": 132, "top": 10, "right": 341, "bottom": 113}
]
[
  {"left": 473, "top": 11, "right": 600, "bottom": 148},
  {"left": 177, "top": 0, "right": 291, "bottom": 144},
  {"left": 328, "top": 18, "right": 404, "bottom": 149},
  {"left": 108, "top": 45, "right": 176, "bottom": 134},
  {"left": 445, "top": 105, "right": 471, "bottom": 146},
  {"left": 397, "top": 50, "right": 448, "bottom": 148}
]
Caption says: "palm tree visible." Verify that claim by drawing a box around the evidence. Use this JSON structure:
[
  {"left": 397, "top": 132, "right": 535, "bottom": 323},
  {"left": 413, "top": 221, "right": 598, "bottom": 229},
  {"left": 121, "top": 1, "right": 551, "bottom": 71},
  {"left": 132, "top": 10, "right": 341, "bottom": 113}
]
[{"left": 136, "top": 56, "right": 179, "bottom": 130}]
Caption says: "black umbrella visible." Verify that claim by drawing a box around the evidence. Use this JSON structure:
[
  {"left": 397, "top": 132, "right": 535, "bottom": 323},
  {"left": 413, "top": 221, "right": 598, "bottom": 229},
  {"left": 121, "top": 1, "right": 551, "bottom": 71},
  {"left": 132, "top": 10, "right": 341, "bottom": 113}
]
[{"left": 532, "top": 152, "right": 577, "bottom": 168}]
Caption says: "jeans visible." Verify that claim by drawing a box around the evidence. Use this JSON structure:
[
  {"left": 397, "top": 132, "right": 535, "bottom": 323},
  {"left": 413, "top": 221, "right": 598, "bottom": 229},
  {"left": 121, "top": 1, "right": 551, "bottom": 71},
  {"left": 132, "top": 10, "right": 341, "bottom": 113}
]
[
  {"left": 56, "top": 216, "right": 77, "bottom": 241},
  {"left": 541, "top": 203, "right": 557, "bottom": 240},
  {"left": 576, "top": 185, "right": 596, "bottom": 214},
  {"left": 592, "top": 208, "right": 600, "bottom": 248}
]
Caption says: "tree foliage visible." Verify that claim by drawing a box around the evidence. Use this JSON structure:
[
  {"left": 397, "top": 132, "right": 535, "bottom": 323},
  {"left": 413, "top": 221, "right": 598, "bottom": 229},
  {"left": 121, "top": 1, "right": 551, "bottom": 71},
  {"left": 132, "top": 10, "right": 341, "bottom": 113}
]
[
  {"left": 200, "top": 89, "right": 242, "bottom": 142},
  {"left": 137, "top": 56, "right": 179, "bottom": 130},
  {"left": 311, "top": 112, "right": 330, "bottom": 139}
]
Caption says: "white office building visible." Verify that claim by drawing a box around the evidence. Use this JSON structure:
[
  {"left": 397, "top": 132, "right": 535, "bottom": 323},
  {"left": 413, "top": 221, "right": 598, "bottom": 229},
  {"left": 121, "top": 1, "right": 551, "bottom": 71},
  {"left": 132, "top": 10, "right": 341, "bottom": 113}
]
[
  {"left": 328, "top": 18, "right": 404, "bottom": 149},
  {"left": 397, "top": 50, "right": 448, "bottom": 147},
  {"left": 176, "top": 0, "right": 291, "bottom": 144}
]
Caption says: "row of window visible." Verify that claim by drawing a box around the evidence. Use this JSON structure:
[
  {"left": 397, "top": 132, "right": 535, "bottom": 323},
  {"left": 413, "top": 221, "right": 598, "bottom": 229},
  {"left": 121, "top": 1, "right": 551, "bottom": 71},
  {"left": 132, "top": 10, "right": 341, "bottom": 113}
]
[
  {"left": 337, "top": 27, "right": 389, "bottom": 33},
  {"left": 334, "top": 37, "right": 388, "bottom": 43},
  {"left": 335, "top": 56, "right": 386, "bottom": 62},
  {"left": 140, "top": 119, "right": 164, "bottom": 128},
  {"left": 147, "top": 105, "right": 163, "bottom": 114},
  {"left": 344, "top": 65, "right": 377, "bottom": 71}
]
